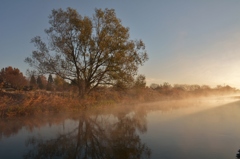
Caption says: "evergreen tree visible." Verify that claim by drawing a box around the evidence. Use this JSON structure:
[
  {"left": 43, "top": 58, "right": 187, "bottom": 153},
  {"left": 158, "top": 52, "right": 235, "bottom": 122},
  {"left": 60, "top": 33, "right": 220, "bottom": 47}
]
[
  {"left": 46, "top": 74, "right": 53, "bottom": 91},
  {"left": 48, "top": 74, "right": 53, "bottom": 84},
  {"left": 37, "top": 76, "right": 44, "bottom": 89},
  {"left": 30, "top": 75, "right": 36, "bottom": 86}
]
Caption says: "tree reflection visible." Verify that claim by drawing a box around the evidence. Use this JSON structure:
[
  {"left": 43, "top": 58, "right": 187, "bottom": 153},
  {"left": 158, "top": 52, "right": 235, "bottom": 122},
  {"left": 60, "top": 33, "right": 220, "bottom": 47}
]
[{"left": 24, "top": 109, "right": 151, "bottom": 159}]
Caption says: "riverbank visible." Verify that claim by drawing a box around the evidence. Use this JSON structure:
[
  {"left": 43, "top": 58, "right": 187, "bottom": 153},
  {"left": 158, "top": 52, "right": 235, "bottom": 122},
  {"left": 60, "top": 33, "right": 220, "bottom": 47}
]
[
  {"left": 0, "top": 88, "right": 157, "bottom": 118},
  {"left": 0, "top": 88, "right": 238, "bottom": 118}
]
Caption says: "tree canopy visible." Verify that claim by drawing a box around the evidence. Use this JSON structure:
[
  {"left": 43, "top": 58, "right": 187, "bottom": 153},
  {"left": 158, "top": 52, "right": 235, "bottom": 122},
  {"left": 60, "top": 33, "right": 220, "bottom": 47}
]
[{"left": 25, "top": 8, "right": 148, "bottom": 97}]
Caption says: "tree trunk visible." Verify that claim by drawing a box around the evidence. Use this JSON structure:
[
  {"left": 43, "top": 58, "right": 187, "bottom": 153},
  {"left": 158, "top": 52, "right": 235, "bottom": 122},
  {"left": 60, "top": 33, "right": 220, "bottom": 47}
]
[{"left": 78, "top": 80, "right": 86, "bottom": 99}]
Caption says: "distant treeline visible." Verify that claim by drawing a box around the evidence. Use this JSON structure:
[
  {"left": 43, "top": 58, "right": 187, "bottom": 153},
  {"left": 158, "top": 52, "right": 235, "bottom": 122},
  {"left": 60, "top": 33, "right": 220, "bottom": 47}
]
[{"left": 149, "top": 82, "right": 237, "bottom": 98}]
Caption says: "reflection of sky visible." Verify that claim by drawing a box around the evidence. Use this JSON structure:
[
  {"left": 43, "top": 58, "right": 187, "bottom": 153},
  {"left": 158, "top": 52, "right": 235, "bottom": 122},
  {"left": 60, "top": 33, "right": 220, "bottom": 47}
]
[
  {"left": 141, "top": 99, "right": 240, "bottom": 159},
  {"left": 1, "top": 1, "right": 240, "bottom": 88},
  {"left": 0, "top": 128, "right": 30, "bottom": 159}
]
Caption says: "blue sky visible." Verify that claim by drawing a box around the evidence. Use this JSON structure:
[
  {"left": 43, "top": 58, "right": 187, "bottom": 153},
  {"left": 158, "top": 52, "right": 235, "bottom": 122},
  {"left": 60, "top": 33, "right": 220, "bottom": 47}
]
[{"left": 1, "top": 0, "right": 240, "bottom": 88}]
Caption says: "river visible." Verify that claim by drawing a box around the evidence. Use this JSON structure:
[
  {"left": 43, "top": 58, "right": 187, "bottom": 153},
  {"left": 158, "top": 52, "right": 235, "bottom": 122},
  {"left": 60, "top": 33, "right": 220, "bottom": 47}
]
[{"left": 0, "top": 96, "right": 240, "bottom": 159}]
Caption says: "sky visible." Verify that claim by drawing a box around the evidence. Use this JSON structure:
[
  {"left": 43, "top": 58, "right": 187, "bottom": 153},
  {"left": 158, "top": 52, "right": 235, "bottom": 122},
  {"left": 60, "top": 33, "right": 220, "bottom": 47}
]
[{"left": 1, "top": 0, "right": 240, "bottom": 88}]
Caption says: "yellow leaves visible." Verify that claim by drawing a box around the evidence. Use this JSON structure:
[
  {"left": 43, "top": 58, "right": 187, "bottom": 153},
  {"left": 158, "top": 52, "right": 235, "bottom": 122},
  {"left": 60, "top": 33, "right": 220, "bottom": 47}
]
[
  {"left": 54, "top": 75, "right": 64, "bottom": 86},
  {"left": 26, "top": 7, "right": 148, "bottom": 97}
]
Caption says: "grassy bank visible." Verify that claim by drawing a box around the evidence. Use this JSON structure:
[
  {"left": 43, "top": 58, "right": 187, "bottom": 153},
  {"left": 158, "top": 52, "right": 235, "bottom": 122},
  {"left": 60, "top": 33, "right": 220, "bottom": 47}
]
[
  {"left": 0, "top": 88, "right": 157, "bottom": 118},
  {"left": 0, "top": 87, "right": 238, "bottom": 118}
]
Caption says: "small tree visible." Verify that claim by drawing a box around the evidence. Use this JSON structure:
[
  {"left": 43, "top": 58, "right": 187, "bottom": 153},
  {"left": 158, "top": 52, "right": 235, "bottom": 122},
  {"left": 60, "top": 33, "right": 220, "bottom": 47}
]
[
  {"left": 48, "top": 74, "right": 53, "bottom": 84},
  {"left": 150, "top": 83, "right": 160, "bottom": 90},
  {"left": 37, "top": 76, "right": 44, "bottom": 89},
  {"left": 54, "top": 75, "right": 68, "bottom": 91},
  {"left": 134, "top": 74, "right": 146, "bottom": 89},
  {"left": 30, "top": 75, "right": 36, "bottom": 87},
  {"left": 46, "top": 74, "right": 54, "bottom": 91},
  {"left": 25, "top": 8, "right": 148, "bottom": 97}
]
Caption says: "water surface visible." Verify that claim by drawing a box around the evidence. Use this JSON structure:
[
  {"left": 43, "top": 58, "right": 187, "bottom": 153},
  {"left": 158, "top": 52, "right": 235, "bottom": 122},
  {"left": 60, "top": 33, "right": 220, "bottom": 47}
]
[{"left": 1, "top": 96, "right": 240, "bottom": 159}]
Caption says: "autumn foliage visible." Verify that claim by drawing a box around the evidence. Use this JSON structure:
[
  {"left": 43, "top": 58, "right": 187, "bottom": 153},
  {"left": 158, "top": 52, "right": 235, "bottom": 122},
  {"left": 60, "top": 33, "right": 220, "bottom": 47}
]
[{"left": 0, "top": 66, "right": 28, "bottom": 90}]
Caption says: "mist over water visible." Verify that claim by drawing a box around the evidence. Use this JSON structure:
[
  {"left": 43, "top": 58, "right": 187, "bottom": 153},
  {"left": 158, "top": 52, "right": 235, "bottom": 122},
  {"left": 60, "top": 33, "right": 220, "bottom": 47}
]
[
  {"left": 0, "top": 95, "right": 240, "bottom": 159},
  {"left": 142, "top": 96, "right": 240, "bottom": 159}
]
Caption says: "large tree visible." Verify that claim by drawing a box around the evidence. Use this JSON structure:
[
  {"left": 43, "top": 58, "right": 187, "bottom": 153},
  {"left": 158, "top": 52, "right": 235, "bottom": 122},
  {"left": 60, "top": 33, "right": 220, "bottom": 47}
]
[{"left": 25, "top": 8, "right": 148, "bottom": 97}]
